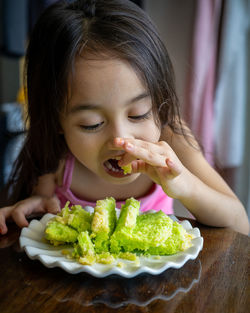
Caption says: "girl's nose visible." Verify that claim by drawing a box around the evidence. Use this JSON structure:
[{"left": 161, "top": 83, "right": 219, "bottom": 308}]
[
  {"left": 107, "top": 120, "right": 133, "bottom": 148},
  {"left": 111, "top": 119, "right": 129, "bottom": 138}
]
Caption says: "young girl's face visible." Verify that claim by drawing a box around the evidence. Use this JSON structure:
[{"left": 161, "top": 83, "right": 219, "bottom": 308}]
[{"left": 60, "top": 54, "right": 161, "bottom": 185}]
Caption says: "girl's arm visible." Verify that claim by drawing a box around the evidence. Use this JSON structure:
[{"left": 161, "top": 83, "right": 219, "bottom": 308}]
[
  {"left": 0, "top": 173, "right": 60, "bottom": 235},
  {"left": 163, "top": 127, "right": 249, "bottom": 234},
  {"left": 115, "top": 128, "right": 249, "bottom": 235}
]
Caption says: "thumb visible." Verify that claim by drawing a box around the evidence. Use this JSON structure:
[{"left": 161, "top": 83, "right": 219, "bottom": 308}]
[{"left": 45, "top": 196, "right": 61, "bottom": 214}]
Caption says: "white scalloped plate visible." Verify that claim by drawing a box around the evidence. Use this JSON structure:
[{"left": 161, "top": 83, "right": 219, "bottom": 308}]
[{"left": 19, "top": 213, "right": 203, "bottom": 278}]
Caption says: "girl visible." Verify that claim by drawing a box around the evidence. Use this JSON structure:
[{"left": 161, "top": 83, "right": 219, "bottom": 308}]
[{"left": 0, "top": 0, "right": 249, "bottom": 235}]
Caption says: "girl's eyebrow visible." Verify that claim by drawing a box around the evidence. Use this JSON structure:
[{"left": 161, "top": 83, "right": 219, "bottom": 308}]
[
  {"left": 128, "top": 92, "right": 150, "bottom": 104},
  {"left": 127, "top": 92, "right": 149, "bottom": 105},
  {"left": 69, "top": 92, "right": 150, "bottom": 114}
]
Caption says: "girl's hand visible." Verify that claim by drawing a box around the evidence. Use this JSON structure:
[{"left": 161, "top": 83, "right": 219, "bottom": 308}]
[
  {"left": 114, "top": 137, "right": 194, "bottom": 199},
  {"left": 0, "top": 195, "right": 61, "bottom": 235}
]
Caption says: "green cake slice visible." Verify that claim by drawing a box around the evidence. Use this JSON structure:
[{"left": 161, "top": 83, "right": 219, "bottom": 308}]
[
  {"left": 45, "top": 220, "right": 79, "bottom": 245},
  {"left": 56, "top": 202, "right": 93, "bottom": 232},
  {"left": 147, "top": 220, "right": 192, "bottom": 255},
  {"left": 110, "top": 203, "right": 190, "bottom": 255},
  {"left": 91, "top": 197, "right": 117, "bottom": 253},
  {"left": 73, "top": 231, "right": 95, "bottom": 258},
  {"left": 116, "top": 197, "right": 139, "bottom": 230},
  {"left": 66, "top": 205, "right": 92, "bottom": 232},
  {"left": 110, "top": 197, "right": 140, "bottom": 253}
]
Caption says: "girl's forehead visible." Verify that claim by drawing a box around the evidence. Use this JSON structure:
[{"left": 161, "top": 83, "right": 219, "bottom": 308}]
[
  {"left": 71, "top": 55, "right": 147, "bottom": 92},
  {"left": 74, "top": 54, "right": 131, "bottom": 74},
  {"left": 64, "top": 55, "right": 150, "bottom": 113}
]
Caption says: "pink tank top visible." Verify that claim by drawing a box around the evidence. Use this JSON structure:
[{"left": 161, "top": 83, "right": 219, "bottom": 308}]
[{"left": 55, "top": 154, "right": 173, "bottom": 214}]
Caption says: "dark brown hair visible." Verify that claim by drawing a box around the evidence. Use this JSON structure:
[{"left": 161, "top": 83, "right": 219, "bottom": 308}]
[{"left": 2, "top": 0, "right": 182, "bottom": 204}]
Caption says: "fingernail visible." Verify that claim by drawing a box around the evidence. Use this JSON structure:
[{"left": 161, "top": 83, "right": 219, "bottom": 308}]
[
  {"left": 166, "top": 158, "right": 174, "bottom": 166},
  {"left": 126, "top": 142, "right": 133, "bottom": 151},
  {"left": 115, "top": 137, "right": 124, "bottom": 145}
]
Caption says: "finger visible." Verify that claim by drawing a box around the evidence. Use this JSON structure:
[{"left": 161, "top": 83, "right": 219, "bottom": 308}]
[
  {"left": 130, "top": 160, "right": 161, "bottom": 185},
  {"left": 113, "top": 137, "right": 125, "bottom": 147},
  {"left": 11, "top": 197, "right": 46, "bottom": 228},
  {"left": 122, "top": 141, "right": 167, "bottom": 167},
  {"left": 0, "top": 206, "right": 13, "bottom": 235},
  {"left": 165, "top": 158, "right": 181, "bottom": 176},
  {"left": 114, "top": 138, "right": 171, "bottom": 167},
  {"left": 118, "top": 152, "right": 136, "bottom": 167},
  {"left": 11, "top": 208, "right": 29, "bottom": 228},
  {"left": 155, "top": 158, "right": 181, "bottom": 182},
  {"left": 45, "top": 196, "right": 61, "bottom": 214},
  {"left": 114, "top": 137, "right": 160, "bottom": 167},
  {"left": 114, "top": 137, "right": 170, "bottom": 153}
]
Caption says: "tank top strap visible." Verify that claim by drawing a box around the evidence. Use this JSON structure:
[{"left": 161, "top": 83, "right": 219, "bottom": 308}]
[{"left": 62, "top": 153, "right": 75, "bottom": 189}]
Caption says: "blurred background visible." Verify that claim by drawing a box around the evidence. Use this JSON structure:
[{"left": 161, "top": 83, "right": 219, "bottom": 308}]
[{"left": 0, "top": 0, "right": 249, "bottom": 221}]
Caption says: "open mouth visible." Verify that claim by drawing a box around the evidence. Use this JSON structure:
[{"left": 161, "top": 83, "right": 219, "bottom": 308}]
[{"left": 103, "top": 158, "right": 130, "bottom": 177}]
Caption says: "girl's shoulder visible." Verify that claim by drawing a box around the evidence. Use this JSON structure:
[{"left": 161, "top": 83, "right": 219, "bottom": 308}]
[{"left": 31, "top": 159, "right": 66, "bottom": 197}]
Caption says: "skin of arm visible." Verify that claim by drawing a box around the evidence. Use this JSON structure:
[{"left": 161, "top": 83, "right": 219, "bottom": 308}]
[
  {"left": 164, "top": 127, "right": 249, "bottom": 234},
  {"left": 0, "top": 173, "right": 60, "bottom": 235},
  {"left": 115, "top": 126, "right": 249, "bottom": 235}
]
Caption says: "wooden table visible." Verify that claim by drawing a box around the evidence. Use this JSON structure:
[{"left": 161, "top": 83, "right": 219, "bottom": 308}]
[{"left": 0, "top": 219, "right": 249, "bottom": 313}]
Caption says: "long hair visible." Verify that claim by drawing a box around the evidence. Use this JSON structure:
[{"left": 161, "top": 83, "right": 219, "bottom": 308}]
[{"left": 2, "top": 0, "right": 182, "bottom": 205}]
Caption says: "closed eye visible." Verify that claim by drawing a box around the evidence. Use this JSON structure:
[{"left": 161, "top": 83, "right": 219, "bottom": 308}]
[
  {"left": 129, "top": 110, "right": 152, "bottom": 121},
  {"left": 80, "top": 122, "right": 104, "bottom": 131}
]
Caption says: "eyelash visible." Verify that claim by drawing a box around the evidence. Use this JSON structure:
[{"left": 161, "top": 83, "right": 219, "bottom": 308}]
[
  {"left": 129, "top": 110, "right": 151, "bottom": 121},
  {"left": 80, "top": 110, "right": 152, "bottom": 131},
  {"left": 80, "top": 122, "right": 104, "bottom": 131}
]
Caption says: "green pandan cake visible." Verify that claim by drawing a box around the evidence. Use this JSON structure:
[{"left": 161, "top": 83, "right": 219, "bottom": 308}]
[
  {"left": 90, "top": 197, "right": 117, "bottom": 253},
  {"left": 45, "top": 202, "right": 93, "bottom": 245},
  {"left": 44, "top": 197, "right": 193, "bottom": 265},
  {"left": 110, "top": 207, "right": 179, "bottom": 255},
  {"left": 146, "top": 220, "right": 190, "bottom": 255},
  {"left": 73, "top": 231, "right": 95, "bottom": 258},
  {"left": 56, "top": 202, "right": 93, "bottom": 232},
  {"left": 110, "top": 197, "right": 140, "bottom": 253},
  {"left": 45, "top": 220, "right": 79, "bottom": 245}
]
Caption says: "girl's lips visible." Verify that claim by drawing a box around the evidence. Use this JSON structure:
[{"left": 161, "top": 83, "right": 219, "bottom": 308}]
[{"left": 103, "top": 159, "right": 131, "bottom": 178}]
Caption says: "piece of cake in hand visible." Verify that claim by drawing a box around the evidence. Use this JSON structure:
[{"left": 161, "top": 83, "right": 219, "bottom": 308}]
[
  {"left": 121, "top": 163, "right": 132, "bottom": 174},
  {"left": 91, "top": 197, "right": 117, "bottom": 253}
]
